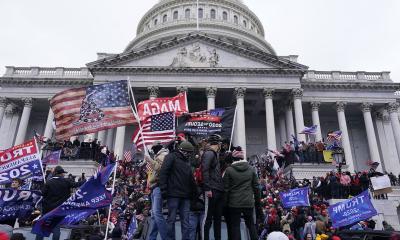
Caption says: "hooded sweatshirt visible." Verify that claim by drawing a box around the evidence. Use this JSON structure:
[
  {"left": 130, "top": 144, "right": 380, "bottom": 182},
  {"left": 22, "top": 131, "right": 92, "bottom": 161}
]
[{"left": 223, "top": 159, "right": 260, "bottom": 208}]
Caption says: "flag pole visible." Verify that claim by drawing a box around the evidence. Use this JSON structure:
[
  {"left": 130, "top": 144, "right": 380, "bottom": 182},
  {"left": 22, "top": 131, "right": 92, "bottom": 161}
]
[
  {"left": 228, "top": 105, "right": 238, "bottom": 152},
  {"left": 34, "top": 137, "right": 46, "bottom": 184},
  {"left": 127, "top": 78, "right": 150, "bottom": 156},
  {"left": 104, "top": 160, "right": 118, "bottom": 240}
]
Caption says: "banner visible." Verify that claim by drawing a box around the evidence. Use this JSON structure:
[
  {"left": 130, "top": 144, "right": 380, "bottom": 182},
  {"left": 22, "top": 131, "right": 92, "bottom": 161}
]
[
  {"left": 32, "top": 164, "right": 115, "bottom": 237},
  {"left": 51, "top": 80, "right": 136, "bottom": 140},
  {"left": 0, "top": 189, "right": 42, "bottom": 221},
  {"left": 0, "top": 139, "right": 44, "bottom": 185},
  {"left": 136, "top": 92, "right": 188, "bottom": 121},
  {"left": 177, "top": 107, "right": 235, "bottom": 137},
  {"left": 328, "top": 190, "right": 377, "bottom": 228},
  {"left": 371, "top": 175, "right": 391, "bottom": 191},
  {"left": 42, "top": 150, "right": 61, "bottom": 165},
  {"left": 279, "top": 187, "right": 310, "bottom": 208}
]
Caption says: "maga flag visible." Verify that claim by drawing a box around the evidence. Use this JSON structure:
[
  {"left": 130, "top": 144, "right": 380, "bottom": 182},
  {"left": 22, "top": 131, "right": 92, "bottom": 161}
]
[
  {"left": 32, "top": 164, "right": 115, "bottom": 237},
  {"left": 51, "top": 80, "right": 136, "bottom": 140},
  {"left": 136, "top": 92, "right": 188, "bottom": 121},
  {"left": 0, "top": 189, "right": 42, "bottom": 221},
  {"left": 177, "top": 107, "right": 235, "bottom": 137}
]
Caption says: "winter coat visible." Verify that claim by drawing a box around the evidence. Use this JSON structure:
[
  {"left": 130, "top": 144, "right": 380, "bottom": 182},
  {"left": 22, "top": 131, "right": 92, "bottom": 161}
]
[
  {"left": 223, "top": 160, "right": 260, "bottom": 208},
  {"left": 201, "top": 148, "right": 224, "bottom": 192},
  {"left": 42, "top": 176, "right": 83, "bottom": 214},
  {"left": 159, "top": 151, "right": 196, "bottom": 199},
  {"left": 147, "top": 149, "right": 169, "bottom": 189}
]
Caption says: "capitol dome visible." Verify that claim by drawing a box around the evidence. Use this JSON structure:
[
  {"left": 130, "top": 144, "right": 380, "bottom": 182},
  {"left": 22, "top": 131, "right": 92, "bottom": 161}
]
[{"left": 124, "top": 0, "right": 276, "bottom": 54}]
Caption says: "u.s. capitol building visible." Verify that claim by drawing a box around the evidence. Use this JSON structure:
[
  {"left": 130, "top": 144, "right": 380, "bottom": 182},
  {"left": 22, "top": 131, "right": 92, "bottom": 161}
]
[{"left": 1, "top": 0, "right": 400, "bottom": 179}]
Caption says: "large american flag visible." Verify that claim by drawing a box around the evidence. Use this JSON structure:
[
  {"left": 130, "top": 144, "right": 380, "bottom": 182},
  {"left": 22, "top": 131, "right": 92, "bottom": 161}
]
[
  {"left": 50, "top": 80, "right": 136, "bottom": 140},
  {"left": 327, "top": 130, "right": 342, "bottom": 142},
  {"left": 132, "top": 112, "right": 175, "bottom": 150}
]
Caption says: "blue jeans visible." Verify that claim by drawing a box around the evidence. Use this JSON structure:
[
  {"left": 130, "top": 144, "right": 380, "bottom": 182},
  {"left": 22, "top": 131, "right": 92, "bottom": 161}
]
[
  {"left": 149, "top": 187, "right": 168, "bottom": 240},
  {"left": 189, "top": 211, "right": 204, "bottom": 240},
  {"left": 166, "top": 198, "right": 190, "bottom": 240}
]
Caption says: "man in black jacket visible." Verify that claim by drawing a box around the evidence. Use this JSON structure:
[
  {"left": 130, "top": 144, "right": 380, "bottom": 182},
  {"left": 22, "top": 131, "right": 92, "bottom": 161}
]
[
  {"left": 159, "top": 141, "right": 196, "bottom": 240},
  {"left": 35, "top": 166, "right": 83, "bottom": 240},
  {"left": 202, "top": 134, "right": 224, "bottom": 240}
]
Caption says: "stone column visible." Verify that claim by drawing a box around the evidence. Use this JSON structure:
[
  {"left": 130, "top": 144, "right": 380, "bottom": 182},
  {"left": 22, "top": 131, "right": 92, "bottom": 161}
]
[
  {"left": 105, "top": 128, "right": 115, "bottom": 148},
  {"left": 233, "top": 87, "right": 246, "bottom": 153},
  {"left": 311, "top": 101, "right": 323, "bottom": 142},
  {"left": 292, "top": 89, "right": 305, "bottom": 142},
  {"left": 278, "top": 113, "right": 287, "bottom": 147},
  {"left": 285, "top": 103, "right": 295, "bottom": 142},
  {"left": 387, "top": 102, "right": 400, "bottom": 161},
  {"left": 0, "top": 97, "right": 7, "bottom": 128},
  {"left": 206, "top": 87, "right": 217, "bottom": 110},
  {"left": 114, "top": 126, "right": 126, "bottom": 160},
  {"left": 148, "top": 86, "right": 159, "bottom": 100},
  {"left": 336, "top": 102, "right": 355, "bottom": 172},
  {"left": 361, "top": 103, "right": 382, "bottom": 171},
  {"left": 43, "top": 104, "right": 54, "bottom": 139},
  {"left": 15, "top": 98, "right": 33, "bottom": 145},
  {"left": 97, "top": 130, "right": 106, "bottom": 146},
  {"left": 263, "top": 88, "right": 276, "bottom": 150}
]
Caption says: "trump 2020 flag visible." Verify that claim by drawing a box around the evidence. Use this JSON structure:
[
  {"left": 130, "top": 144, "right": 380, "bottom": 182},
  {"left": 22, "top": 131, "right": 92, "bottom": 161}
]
[
  {"left": 0, "top": 189, "right": 42, "bottom": 221},
  {"left": 279, "top": 187, "right": 310, "bottom": 208},
  {"left": 328, "top": 190, "right": 377, "bottom": 228},
  {"left": 32, "top": 164, "right": 115, "bottom": 237},
  {"left": 51, "top": 80, "right": 136, "bottom": 140},
  {"left": 42, "top": 150, "right": 61, "bottom": 165},
  {"left": 0, "top": 139, "right": 44, "bottom": 185}
]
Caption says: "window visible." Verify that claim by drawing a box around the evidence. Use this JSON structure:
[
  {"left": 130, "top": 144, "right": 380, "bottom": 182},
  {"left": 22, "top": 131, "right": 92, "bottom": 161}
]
[
  {"left": 198, "top": 8, "right": 203, "bottom": 18},
  {"left": 222, "top": 11, "right": 228, "bottom": 21},
  {"left": 234, "top": 15, "right": 238, "bottom": 24},
  {"left": 173, "top": 11, "right": 178, "bottom": 20},
  {"left": 210, "top": 9, "right": 216, "bottom": 19},
  {"left": 243, "top": 20, "right": 247, "bottom": 28},
  {"left": 154, "top": 19, "right": 158, "bottom": 25},
  {"left": 185, "top": 9, "right": 190, "bottom": 19},
  {"left": 163, "top": 14, "right": 168, "bottom": 23}
]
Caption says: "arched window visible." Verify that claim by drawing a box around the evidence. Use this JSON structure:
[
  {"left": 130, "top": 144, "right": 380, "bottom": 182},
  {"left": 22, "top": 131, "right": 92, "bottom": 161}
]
[
  {"left": 185, "top": 9, "right": 191, "bottom": 19},
  {"left": 234, "top": 15, "right": 238, "bottom": 24},
  {"left": 198, "top": 8, "right": 203, "bottom": 18},
  {"left": 243, "top": 20, "right": 247, "bottom": 28},
  {"left": 154, "top": 19, "right": 158, "bottom": 25},
  {"left": 173, "top": 11, "right": 178, "bottom": 20},
  {"left": 163, "top": 14, "right": 168, "bottom": 23},
  {"left": 210, "top": 9, "right": 216, "bottom": 19},
  {"left": 222, "top": 11, "right": 228, "bottom": 21}
]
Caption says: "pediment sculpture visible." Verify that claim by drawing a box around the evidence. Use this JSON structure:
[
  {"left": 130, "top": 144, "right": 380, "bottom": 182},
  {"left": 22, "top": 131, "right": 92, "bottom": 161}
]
[{"left": 170, "top": 44, "right": 219, "bottom": 68}]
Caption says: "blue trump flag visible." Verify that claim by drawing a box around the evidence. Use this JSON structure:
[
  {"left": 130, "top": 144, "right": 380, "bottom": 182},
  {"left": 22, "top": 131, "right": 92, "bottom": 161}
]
[
  {"left": 126, "top": 216, "right": 137, "bottom": 240},
  {"left": 279, "top": 187, "right": 310, "bottom": 209},
  {"left": 32, "top": 164, "right": 115, "bottom": 237},
  {"left": 0, "top": 189, "right": 42, "bottom": 221},
  {"left": 328, "top": 190, "right": 377, "bottom": 228}
]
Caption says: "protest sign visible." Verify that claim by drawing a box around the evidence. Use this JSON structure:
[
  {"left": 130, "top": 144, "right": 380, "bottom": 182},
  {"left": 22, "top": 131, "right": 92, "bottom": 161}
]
[
  {"left": 279, "top": 187, "right": 310, "bottom": 209},
  {"left": 32, "top": 164, "right": 115, "bottom": 237},
  {"left": 0, "top": 189, "right": 42, "bottom": 221},
  {"left": 370, "top": 175, "right": 392, "bottom": 196},
  {"left": 136, "top": 92, "right": 188, "bottom": 121},
  {"left": 328, "top": 190, "right": 377, "bottom": 228},
  {"left": 0, "top": 139, "right": 44, "bottom": 185}
]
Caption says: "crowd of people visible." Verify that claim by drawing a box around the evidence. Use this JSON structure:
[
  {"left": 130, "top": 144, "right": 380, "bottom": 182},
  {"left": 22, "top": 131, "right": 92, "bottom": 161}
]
[{"left": 1, "top": 133, "right": 399, "bottom": 240}]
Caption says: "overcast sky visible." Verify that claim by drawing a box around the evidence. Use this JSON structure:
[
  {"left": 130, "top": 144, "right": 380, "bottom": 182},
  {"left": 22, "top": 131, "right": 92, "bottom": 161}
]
[{"left": 0, "top": 0, "right": 399, "bottom": 82}]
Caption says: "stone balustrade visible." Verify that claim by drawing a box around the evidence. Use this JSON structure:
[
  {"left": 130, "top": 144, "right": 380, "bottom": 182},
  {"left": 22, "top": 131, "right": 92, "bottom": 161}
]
[
  {"left": 4, "top": 66, "right": 92, "bottom": 78},
  {"left": 304, "top": 70, "right": 391, "bottom": 82}
]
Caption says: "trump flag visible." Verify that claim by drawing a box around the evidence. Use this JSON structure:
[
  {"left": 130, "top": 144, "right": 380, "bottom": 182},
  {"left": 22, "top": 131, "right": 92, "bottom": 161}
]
[
  {"left": 51, "top": 80, "right": 136, "bottom": 140},
  {"left": 279, "top": 187, "right": 310, "bottom": 208},
  {"left": 0, "top": 189, "right": 42, "bottom": 221},
  {"left": 0, "top": 139, "right": 44, "bottom": 185},
  {"left": 32, "top": 164, "right": 115, "bottom": 237}
]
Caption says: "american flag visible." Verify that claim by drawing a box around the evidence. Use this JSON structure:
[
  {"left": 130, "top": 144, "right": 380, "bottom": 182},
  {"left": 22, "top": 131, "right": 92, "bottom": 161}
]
[
  {"left": 123, "top": 151, "right": 132, "bottom": 162},
  {"left": 132, "top": 112, "right": 175, "bottom": 150},
  {"left": 50, "top": 80, "right": 136, "bottom": 140},
  {"left": 327, "top": 130, "right": 342, "bottom": 142},
  {"left": 299, "top": 125, "right": 318, "bottom": 135}
]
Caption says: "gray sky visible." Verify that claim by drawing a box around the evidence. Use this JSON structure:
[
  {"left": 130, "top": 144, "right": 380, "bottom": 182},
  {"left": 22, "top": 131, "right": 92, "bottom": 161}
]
[{"left": 0, "top": 0, "right": 399, "bottom": 82}]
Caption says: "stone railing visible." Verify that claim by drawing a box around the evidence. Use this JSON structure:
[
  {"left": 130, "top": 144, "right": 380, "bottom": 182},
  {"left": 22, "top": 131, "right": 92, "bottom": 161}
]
[
  {"left": 3, "top": 66, "right": 93, "bottom": 78},
  {"left": 304, "top": 70, "right": 391, "bottom": 82}
]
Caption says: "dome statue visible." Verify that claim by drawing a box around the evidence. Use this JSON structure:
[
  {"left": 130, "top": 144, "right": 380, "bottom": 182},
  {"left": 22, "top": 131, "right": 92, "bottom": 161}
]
[{"left": 124, "top": 0, "right": 276, "bottom": 54}]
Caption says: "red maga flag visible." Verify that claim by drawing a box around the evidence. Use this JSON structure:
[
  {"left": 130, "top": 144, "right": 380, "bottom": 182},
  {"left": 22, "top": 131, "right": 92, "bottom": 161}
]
[
  {"left": 136, "top": 92, "right": 188, "bottom": 121},
  {"left": 50, "top": 81, "right": 136, "bottom": 140}
]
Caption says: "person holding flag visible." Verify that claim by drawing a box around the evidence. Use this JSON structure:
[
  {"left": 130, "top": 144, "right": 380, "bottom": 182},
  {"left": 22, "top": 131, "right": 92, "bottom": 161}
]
[{"left": 34, "top": 166, "right": 84, "bottom": 240}]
